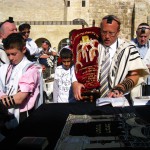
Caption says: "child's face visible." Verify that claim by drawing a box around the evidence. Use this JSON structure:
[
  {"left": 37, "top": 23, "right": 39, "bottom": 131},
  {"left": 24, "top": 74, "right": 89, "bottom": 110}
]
[
  {"left": 62, "top": 58, "right": 72, "bottom": 70},
  {"left": 5, "top": 48, "right": 26, "bottom": 65}
]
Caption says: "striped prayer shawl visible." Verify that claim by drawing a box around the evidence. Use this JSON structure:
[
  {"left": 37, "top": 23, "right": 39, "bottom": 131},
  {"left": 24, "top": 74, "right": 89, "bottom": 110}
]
[{"left": 98, "top": 38, "right": 149, "bottom": 98}]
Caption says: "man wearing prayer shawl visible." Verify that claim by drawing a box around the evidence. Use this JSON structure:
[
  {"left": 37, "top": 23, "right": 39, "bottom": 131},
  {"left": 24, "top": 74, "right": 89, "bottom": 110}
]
[
  {"left": 72, "top": 15, "right": 149, "bottom": 101},
  {"left": 132, "top": 23, "right": 150, "bottom": 96}
]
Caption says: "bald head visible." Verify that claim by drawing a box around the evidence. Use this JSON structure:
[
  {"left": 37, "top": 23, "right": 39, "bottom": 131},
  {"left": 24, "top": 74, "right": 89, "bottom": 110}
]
[{"left": 0, "top": 21, "right": 17, "bottom": 39}]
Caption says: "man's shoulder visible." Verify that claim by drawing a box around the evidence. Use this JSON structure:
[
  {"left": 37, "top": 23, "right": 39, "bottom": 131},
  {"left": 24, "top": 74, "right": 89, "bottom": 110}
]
[
  {"left": 26, "top": 38, "right": 37, "bottom": 45},
  {"left": 26, "top": 38, "right": 33, "bottom": 42},
  {"left": 49, "top": 47, "right": 56, "bottom": 52},
  {"left": 130, "top": 38, "right": 138, "bottom": 45},
  {"left": 118, "top": 38, "right": 136, "bottom": 49}
]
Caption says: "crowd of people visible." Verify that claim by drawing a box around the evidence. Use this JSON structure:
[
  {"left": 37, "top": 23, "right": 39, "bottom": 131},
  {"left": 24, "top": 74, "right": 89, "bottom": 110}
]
[{"left": 0, "top": 15, "right": 150, "bottom": 140}]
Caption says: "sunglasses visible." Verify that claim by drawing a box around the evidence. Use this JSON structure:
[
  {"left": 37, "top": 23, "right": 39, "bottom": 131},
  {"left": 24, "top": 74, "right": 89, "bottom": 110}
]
[
  {"left": 21, "top": 31, "right": 30, "bottom": 35},
  {"left": 42, "top": 40, "right": 49, "bottom": 44}
]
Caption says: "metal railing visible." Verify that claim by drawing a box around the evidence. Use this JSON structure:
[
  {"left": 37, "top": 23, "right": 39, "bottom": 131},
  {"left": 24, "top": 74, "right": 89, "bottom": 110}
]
[{"left": 15, "top": 20, "right": 87, "bottom": 26}]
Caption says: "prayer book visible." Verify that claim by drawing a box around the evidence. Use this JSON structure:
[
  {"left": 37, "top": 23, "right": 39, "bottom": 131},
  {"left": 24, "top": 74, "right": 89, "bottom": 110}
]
[
  {"left": 96, "top": 97, "right": 129, "bottom": 107},
  {"left": 16, "top": 136, "right": 48, "bottom": 150},
  {"left": 132, "top": 96, "right": 150, "bottom": 106}
]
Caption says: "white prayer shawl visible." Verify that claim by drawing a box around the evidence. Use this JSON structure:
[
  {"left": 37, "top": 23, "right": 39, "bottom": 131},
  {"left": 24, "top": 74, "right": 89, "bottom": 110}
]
[
  {"left": 0, "top": 57, "right": 43, "bottom": 128},
  {"left": 98, "top": 38, "right": 149, "bottom": 98}
]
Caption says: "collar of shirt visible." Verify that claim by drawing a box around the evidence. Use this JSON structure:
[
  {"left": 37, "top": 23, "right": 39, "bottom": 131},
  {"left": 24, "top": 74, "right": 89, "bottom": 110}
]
[
  {"left": 108, "top": 40, "right": 118, "bottom": 63},
  {"left": 139, "top": 44, "right": 147, "bottom": 48},
  {"left": 137, "top": 39, "right": 150, "bottom": 48}
]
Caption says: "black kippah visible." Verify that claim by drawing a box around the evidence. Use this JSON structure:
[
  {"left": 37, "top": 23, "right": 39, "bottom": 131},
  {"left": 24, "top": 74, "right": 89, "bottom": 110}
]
[
  {"left": 8, "top": 17, "right": 14, "bottom": 23},
  {"left": 141, "top": 27, "right": 147, "bottom": 34},
  {"left": 106, "top": 16, "right": 114, "bottom": 24}
]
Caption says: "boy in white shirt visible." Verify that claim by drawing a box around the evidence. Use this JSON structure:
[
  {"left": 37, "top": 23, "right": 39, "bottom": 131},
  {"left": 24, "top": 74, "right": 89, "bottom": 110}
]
[{"left": 53, "top": 47, "right": 76, "bottom": 103}]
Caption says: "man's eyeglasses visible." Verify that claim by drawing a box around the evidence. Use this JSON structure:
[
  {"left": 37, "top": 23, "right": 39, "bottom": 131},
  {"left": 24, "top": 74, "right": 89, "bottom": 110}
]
[
  {"left": 21, "top": 31, "right": 30, "bottom": 35},
  {"left": 101, "top": 30, "right": 117, "bottom": 37}
]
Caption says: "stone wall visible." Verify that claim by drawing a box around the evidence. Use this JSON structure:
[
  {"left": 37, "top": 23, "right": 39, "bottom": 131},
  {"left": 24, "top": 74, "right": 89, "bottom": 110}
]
[
  {"left": 0, "top": 0, "right": 149, "bottom": 51},
  {"left": 0, "top": 0, "right": 65, "bottom": 21},
  {"left": 134, "top": 1, "right": 150, "bottom": 36},
  {"left": 88, "top": 0, "right": 135, "bottom": 39}
]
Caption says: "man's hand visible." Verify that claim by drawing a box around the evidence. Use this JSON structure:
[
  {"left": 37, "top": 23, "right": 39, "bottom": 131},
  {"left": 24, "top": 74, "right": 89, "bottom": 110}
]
[
  {"left": 108, "top": 70, "right": 140, "bottom": 98},
  {"left": 107, "top": 89, "right": 124, "bottom": 98},
  {"left": 72, "top": 81, "right": 85, "bottom": 100}
]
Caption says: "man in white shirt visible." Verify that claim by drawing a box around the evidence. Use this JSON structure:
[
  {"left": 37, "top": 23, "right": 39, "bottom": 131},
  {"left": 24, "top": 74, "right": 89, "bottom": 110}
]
[{"left": 18, "top": 23, "right": 40, "bottom": 61}]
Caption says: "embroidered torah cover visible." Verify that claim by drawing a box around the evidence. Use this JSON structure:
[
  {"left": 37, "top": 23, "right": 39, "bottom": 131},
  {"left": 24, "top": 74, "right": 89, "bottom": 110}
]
[{"left": 71, "top": 27, "right": 100, "bottom": 93}]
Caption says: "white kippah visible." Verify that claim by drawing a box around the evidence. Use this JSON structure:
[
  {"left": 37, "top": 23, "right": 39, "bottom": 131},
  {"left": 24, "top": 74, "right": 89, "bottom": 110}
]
[{"left": 137, "top": 25, "right": 150, "bottom": 30}]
